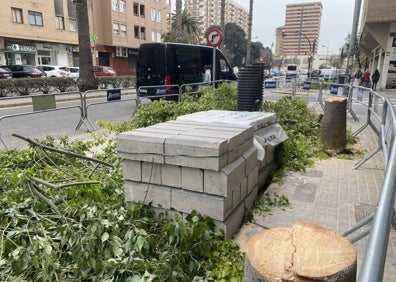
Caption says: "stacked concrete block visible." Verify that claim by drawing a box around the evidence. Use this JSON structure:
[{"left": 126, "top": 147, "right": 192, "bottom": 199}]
[{"left": 118, "top": 111, "right": 284, "bottom": 238}]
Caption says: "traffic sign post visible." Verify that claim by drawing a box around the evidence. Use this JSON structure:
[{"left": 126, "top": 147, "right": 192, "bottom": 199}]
[{"left": 206, "top": 29, "right": 223, "bottom": 87}]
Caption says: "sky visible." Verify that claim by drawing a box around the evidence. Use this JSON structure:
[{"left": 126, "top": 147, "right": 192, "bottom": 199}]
[
  {"left": 233, "top": 0, "right": 357, "bottom": 55},
  {"left": 172, "top": 0, "right": 359, "bottom": 55}
]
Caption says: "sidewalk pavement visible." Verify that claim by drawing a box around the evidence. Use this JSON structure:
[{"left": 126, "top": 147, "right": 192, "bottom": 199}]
[{"left": 233, "top": 108, "right": 396, "bottom": 280}]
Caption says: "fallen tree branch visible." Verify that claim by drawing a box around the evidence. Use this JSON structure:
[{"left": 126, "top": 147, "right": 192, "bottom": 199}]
[
  {"left": 28, "top": 181, "right": 61, "bottom": 216},
  {"left": 12, "top": 133, "right": 114, "bottom": 168},
  {"left": 29, "top": 176, "right": 100, "bottom": 190}
]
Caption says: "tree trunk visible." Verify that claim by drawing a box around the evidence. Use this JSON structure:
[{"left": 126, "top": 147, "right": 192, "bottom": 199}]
[
  {"left": 175, "top": 0, "right": 183, "bottom": 42},
  {"left": 74, "top": 0, "right": 98, "bottom": 92},
  {"left": 245, "top": 0, "right": 254, "bottom": 65},
  {"left": 322, "top": 97, "right": 347, "bottom": 152},
  {"left": 244, "top": 222, "right": 357, "bottom": 281},
  {"left": 220, "top": 0, "right": 225, "bottom": 30}
]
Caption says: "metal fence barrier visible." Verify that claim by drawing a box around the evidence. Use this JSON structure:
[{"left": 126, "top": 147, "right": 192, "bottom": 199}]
[
  {"left": 343, "top": 85, "right": 396, "bottom": 282},
  {"left": 82, "top": 88, "right": 137, "bottom": 131},
  {"left": 136, "top": 80, "right": 233, "bottom": 103},
  {"left": 0, "top": 87, "right": 139, "bottom": 149},
  {"left": 264, "top": 78, "right": 395, "bottom": 280},
  {"left": 0, "top": 91, "right": 85, "bottom": 150}
]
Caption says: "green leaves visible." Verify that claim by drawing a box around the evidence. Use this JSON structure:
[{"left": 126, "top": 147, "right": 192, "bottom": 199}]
[
  {"left": 262, "top": 96, "right": 327, "bottom": 182},
  {"left": 0, "top": 135, "right": 244, "bottom": 281},
  {"left": 101, "top": 231, "right": 109, "bottom": 242}
]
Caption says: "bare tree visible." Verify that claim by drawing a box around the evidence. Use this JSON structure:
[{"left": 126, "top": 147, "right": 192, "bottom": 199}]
[{"left": 74, "top": 0, "right": 98, "bottom": 91}]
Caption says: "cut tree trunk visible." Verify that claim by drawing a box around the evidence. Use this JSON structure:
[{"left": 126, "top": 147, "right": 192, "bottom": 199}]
[
  {"left": 244, "top": 222, "right": 357, "bottom": 281},
  {"left": 321, "top": 97, "right": 347, "bottom": 152}
]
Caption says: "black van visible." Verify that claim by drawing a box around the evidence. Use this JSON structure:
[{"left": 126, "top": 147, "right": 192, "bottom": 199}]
[{"left": 136, "top": 42, "right": 237, "bottom": 97}]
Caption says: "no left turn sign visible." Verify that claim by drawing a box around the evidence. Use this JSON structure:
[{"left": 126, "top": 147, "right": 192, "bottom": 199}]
[{"left": 206, "top": 28, "right": 223, "bottom": 47}]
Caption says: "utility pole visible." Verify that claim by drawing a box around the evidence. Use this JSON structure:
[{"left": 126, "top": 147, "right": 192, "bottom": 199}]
[{"left": 346, "top": 0, "right": 362, "bottom": 84}]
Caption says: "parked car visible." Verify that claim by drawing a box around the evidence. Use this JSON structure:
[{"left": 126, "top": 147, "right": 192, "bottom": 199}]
[
  {"left": 38, "top": 65, "right": 70, "bottom": 77},
  {"left": 4, "top": 65, "right": 46, "bottom": 78},
  {"left": 0, "top": 66, "right": 13, "bottom": 79},
  {"left": 93, "top": 65, "right": 117, "bottom": 76},
  {"left": 66, "top": 67, "right": 79, "bottom": 80}
]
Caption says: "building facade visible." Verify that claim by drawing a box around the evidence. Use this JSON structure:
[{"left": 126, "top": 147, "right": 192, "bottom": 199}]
[
  {"left": 0, "top": 0, "right": 171, "bottom": 75},
  {"left": 280, "top": 2, "right": 322, "bottom": 57},
  {"left": 185, "top": 0, "right": 248, "bottom": 39},
  {"left": 92, "top": 0, "right": 170, "bottom": 75},
  {"left": 0, "top": 0, "right": 79, "bottom": 67},
  {"left": 359, "top": 0, "right": 396, "bottom": 89}
]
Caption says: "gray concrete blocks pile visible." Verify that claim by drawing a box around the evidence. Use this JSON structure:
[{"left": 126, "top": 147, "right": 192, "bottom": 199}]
[{"left": 117, "top": 111, "right": 281, "bottom": 238}]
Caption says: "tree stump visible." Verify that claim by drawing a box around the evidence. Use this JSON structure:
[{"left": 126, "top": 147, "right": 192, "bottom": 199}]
[
  {"left": 244, "top": 222, "right": 357, "bottom": 281},
  {"left": 321, "top": 97, "right": 347, "bottom": 152}
]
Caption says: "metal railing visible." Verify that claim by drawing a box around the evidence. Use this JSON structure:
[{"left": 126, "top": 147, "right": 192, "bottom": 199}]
[
  {"left": 264, "top": 79, "right": 395, "bottom": 280},
  {"left": 0, "top": 91, "right": 85, "bottom": 149},
  {"left": 136, "top": 80, "right": 233, "bottom": 103},
  {"left": 81, "top": 88, "right": 137, "bottom": 131},
  {"left": 0, "top": 87, "right": 137, "bottom": 149},
  {"left": 343, "top": 85, "right": 396, "bottom": 281}
]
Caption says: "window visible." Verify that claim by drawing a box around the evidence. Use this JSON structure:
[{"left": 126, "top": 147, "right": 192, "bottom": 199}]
[
  {"left": 151, "top": 9, "right": 161, "bottom": 22},
  {"left": 151, "top": 31, "right": 162, "bottom": 42},
  {"left": 134, "top": 25, "right": 139, "bottom": 39},
  {"left": 120, "top": 24, "right": 127, "bottom": 37},
  {"left": 67, "top": 0, "right": 76, "bottom": 18},
  {"left": 11, "top": 8, "right": 23, "bottom": 23},
  {"left": 112, "top": 0, "right": 118, "bottom": 11},
  {"left": 133, "top": 2, "right": 138, "bottom": 16},
  {"left": 120, "top": 0, "right": 126, "bottom": 12},
  {"left": 141, "top": 27, "right": 146, "bottom": 40},
  {"left": 140, "top": 4, "right": 145, "bottom": 17},
  {"left": 69, "top": 18, "right": 77, "bottom": 31},
  {"left": 56, "top": 16, "right": 65, "bottom": 30},
  {"left": 29, "top": 11, "right": 43, "bottom": 26},
  {"left": 113, "top": 22, "right": 120, "bottom": 36},
  {"left": 54, "top": 0, "right": 64, "bottom": 15}
]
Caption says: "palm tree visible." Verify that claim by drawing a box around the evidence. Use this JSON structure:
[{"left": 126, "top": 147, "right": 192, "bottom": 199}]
[
  {"left": 180, "top": 10, "right": 202, "bottom": 44},
  {"left": 246, "top": 0, "right": 254, "bottom": 65},
  {"left": 73, "top": 0, "right": 97, "bottom": 91},
  {"left": 163, "top": 10, "right": 202, "bottom": 44},
  {"left": 221, "top": 0, "right": 226, "bottom": 30},
  {"left": 175, "top": 0, "right": 183, "bottom": 42}
]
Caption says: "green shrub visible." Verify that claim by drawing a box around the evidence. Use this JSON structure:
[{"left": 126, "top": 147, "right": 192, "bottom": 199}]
[
  {"left": 98, "top": 82, "right": 237, "bottom": 132},
  {"left": 262, "top": 96, "right": 328, "bottom": 182}
]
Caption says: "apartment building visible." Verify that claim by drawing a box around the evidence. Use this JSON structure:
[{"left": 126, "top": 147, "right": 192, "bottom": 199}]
[
  {"left": 93, "top": 0, "right": 170, "bottom": 75},
  {"left": 0, "top": 0, "right": 171, "bottom": 75},
  {"left": 185, "top": 0, "right": 248, "bottom": 40},
  {"left": 0, "top": 0, "right": 78, "bottom": 67},
  {"left": 280, "top": 2, "right": 322, "bottom": 57},
  {"left": 359, "top": 0, "right": 396, "bottom": 89}
]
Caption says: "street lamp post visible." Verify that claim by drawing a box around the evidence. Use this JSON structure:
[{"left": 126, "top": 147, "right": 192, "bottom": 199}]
[
  {"left": 298, "top": 32, "right": 315, "bottom": 80},
  {"left": 282, "top": 31, "right": 316, "bottom": 80},
  {"left": 322, "top": 43, "right": 329, "bottom": 68}
]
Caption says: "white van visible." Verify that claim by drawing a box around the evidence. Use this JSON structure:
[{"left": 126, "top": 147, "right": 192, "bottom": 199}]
[
  {"left": 320, "top": 68, "right": 340, "bottom": 81},
  {"left": 286, "top": 64, "right": 298, "bottom": 77}
]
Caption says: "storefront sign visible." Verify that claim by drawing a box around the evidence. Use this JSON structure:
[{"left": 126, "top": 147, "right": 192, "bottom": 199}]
[{"left": 6, "top": 44, "right": 36, "bottom": 52}]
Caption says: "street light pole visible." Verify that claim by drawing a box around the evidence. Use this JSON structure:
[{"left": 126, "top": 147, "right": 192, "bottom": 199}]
[
  {"left": 322, "top": 43, "right": 329, "bottom": 68},
  {"left": 346, "top": 0, "right": 362, "bottom": 84},
  {"left": 299, "top": 32, "right": 314, "bottom": 80},
  {"left": 283, "top": 31, "right": 315, "bottom": 80}
]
